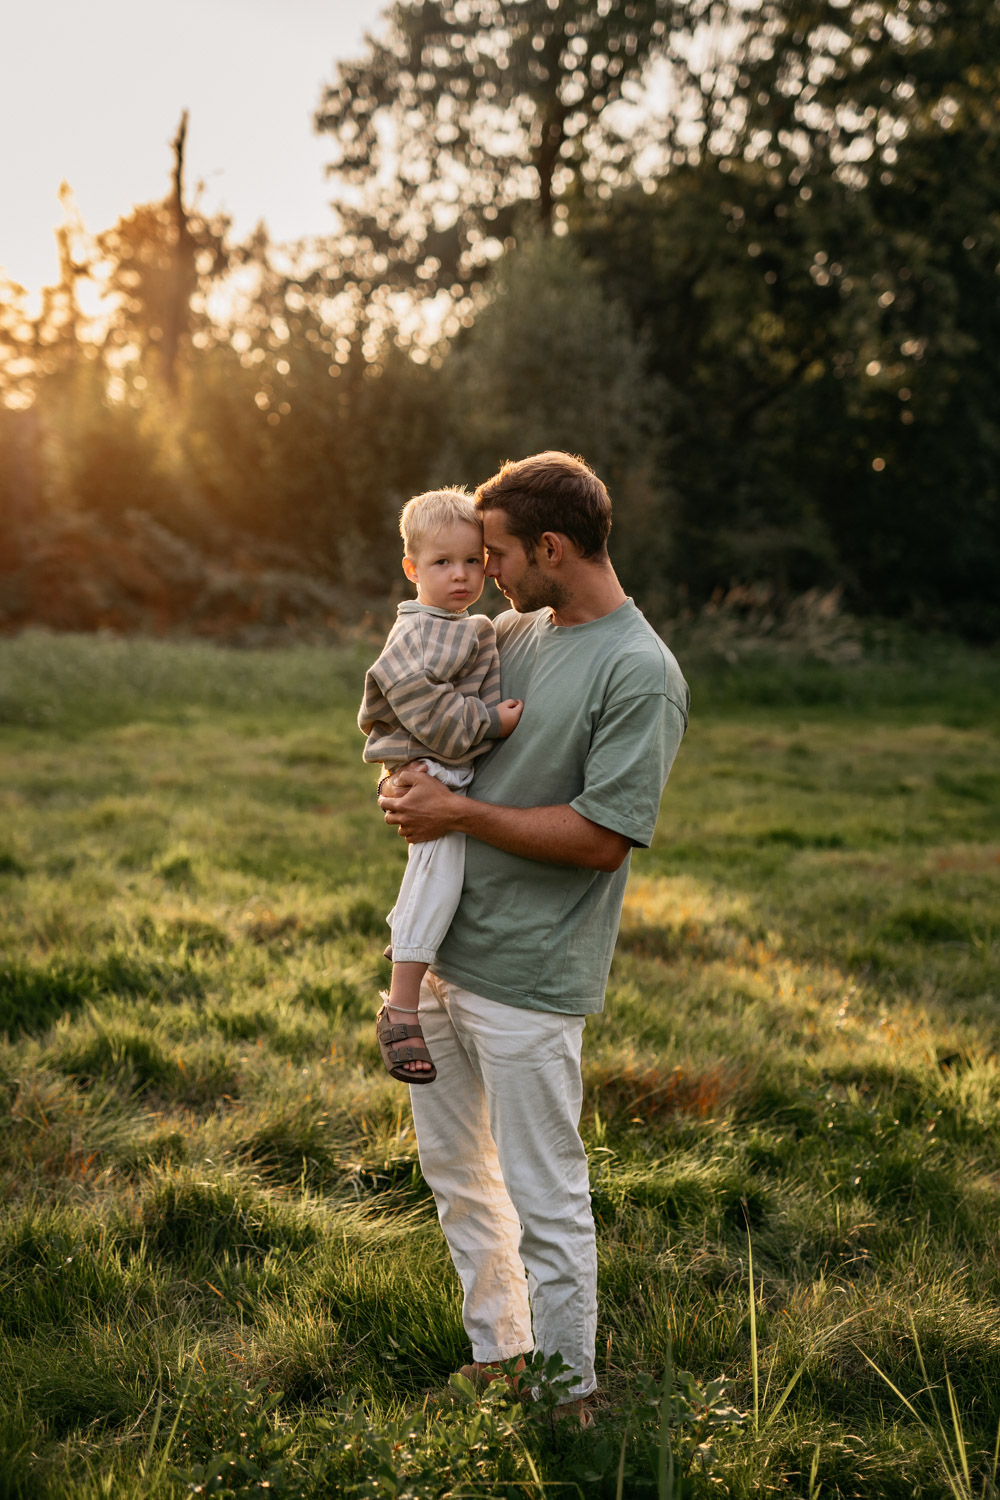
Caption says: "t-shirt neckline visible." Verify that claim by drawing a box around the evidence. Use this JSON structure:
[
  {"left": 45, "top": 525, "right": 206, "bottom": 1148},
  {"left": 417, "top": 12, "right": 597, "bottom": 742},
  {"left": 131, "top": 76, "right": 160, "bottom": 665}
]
[{"left": 537, "top": 597, "right": 636, "bottom": 634}]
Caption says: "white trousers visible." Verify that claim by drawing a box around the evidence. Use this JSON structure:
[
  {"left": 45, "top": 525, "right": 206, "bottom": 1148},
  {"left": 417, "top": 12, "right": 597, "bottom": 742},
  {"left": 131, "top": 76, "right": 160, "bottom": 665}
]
[
  {"left": 387, "top": 761, "right": 474, "bottom": 964},
  {"left": 409, "top": 973, "right": 597, "bottom": 1399}
]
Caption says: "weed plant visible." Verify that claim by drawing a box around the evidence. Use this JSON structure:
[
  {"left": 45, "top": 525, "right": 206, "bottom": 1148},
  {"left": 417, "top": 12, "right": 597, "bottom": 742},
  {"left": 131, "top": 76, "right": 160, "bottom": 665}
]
[{"left": 0, "top": 630, "right": 998, "bottom": 1497}]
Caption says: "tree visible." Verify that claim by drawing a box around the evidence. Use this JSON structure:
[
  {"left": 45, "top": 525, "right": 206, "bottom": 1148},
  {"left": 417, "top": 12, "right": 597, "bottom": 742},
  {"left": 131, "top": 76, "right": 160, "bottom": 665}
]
[
  {"left": 570, "top": 165, "right": 849, "bottom": 598},
  {"left": 314, "top": 0, "right": 717, "bottom": 297},
  {"left": 724, "top": 0, "right": 1000, "bottom": 629},
  {"left": 441, "top": 232, "right": 675, "bottom": 612},
  {"left": 729, "top": 0, "right": 1000, "bottom": 184},
  {"left": 98, "top": 112, "right": 230, "bottom": 393},
  {"left": 560, "top": 0, "right": 1000, "bottom": 629}
]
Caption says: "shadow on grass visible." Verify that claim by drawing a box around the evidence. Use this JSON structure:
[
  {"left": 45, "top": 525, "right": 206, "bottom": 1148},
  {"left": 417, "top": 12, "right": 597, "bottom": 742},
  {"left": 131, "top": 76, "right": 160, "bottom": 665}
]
[
  {"left": 142, "top": 1173, "right": 318, "bottom": 1263},
  {"left": 1, "top": 950, "right": 209, "bottom": 1039},
  {"left": 0, "top": 961, "right": 96, "bottom": 1038}
]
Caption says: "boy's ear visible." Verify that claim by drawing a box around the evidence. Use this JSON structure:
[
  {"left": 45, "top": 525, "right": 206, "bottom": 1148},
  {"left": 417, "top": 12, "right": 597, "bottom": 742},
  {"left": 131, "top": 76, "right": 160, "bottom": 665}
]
[{"left": 402, "top": 556, "right": 419, "bottom": 584}]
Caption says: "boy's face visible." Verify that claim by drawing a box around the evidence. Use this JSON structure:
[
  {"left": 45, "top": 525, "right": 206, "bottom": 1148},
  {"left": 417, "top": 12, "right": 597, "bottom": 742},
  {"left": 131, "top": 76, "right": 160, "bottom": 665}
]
[{"left": 403, "top": 520, "right": 487, "bottom": 612}]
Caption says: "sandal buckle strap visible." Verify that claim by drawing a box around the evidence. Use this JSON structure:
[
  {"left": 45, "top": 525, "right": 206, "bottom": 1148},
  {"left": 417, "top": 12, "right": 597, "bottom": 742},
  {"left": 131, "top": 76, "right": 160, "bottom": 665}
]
[{"left": 379, "top": 1021, "right": 425, "bottom": 1045}]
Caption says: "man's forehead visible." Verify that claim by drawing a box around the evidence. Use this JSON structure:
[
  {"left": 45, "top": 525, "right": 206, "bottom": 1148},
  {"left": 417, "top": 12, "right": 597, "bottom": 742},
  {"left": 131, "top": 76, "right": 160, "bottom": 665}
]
[{"left": 482, "top": 510, "right": 514, "bottom": 547}]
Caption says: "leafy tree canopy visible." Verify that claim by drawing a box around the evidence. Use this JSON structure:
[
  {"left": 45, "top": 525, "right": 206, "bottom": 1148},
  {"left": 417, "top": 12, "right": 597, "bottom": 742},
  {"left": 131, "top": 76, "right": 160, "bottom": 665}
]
[
  {"left": 315, "top": 0, "right": 1000, "bottom": 296},
  {"left": 314, "top": 0, "right": 722, "bottom": 296}
]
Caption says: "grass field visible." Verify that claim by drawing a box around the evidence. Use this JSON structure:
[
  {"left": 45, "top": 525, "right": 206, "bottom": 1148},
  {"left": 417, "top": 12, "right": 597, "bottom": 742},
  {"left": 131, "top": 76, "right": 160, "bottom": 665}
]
[{"left": 1, "top": 629, "right": 998, "bottom": 1499}]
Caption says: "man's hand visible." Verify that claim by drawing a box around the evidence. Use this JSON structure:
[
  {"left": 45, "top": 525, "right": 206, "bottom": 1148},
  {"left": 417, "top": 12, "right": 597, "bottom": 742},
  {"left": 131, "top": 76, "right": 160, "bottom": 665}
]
[
  {"left": 496, "top": 698, "right": 524, "bottom": 738},
  {"left": 379, "top": 762, "right": 463, "bottom": 843}
]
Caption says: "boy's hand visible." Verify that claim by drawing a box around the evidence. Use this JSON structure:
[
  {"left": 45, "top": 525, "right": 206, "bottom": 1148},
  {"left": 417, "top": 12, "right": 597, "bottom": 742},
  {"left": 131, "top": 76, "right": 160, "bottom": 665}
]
[
  {"left": 378, "top": 764, "right": 412, "bottom": 799},
  {"left": 496, "top": 699, "right": 524, "bottom": 738},
  {"left": 380, "top": 763, "right": 460, "bottom": 842}
]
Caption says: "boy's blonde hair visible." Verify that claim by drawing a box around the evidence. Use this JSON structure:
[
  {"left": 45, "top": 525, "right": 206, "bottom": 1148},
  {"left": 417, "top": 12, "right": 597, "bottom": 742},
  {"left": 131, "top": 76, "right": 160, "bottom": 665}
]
[{"left": 399, "top": 488, "right": 481, "bottom": 555}]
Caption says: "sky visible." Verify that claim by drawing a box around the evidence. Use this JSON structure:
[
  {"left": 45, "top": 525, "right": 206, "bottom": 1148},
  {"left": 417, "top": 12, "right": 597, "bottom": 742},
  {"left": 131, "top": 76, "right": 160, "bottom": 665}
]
[{"left": 1, "top": 0, "right": 387, "bottom": 301}]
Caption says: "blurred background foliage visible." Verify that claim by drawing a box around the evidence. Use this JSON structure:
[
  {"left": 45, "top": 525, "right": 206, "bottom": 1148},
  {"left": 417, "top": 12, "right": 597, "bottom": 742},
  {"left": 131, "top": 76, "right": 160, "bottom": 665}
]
[{"left": 1, "top": 0, "right": 997, "bottom": 639}]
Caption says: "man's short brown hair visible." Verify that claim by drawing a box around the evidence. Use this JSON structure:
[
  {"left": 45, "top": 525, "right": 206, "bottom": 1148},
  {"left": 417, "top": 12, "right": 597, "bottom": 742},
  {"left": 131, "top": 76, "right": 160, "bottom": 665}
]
[{"left": 474, "top": 451, "right": 612, "bottom": 559}]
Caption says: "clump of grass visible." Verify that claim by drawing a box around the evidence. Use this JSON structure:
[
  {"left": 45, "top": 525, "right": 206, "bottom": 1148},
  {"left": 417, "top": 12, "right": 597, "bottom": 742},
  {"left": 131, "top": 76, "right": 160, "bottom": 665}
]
[
  {"left": 860, "top": 1314, "right": 1000, "bottom": 1500},
  {"left": 142, "top": 1170, "right": 318, "bottom": 1263},
  {"left": 51, "top": 1025, "right": 180, "bottom": 1095},
  {"left": 236, "top": 1104, "right": 341, "bottom": 1188},
  {"left": 0, "top": 848, "right": 28, "bottom": 877},
  {"left": 0, "top": 958, "right": 98, "bottom": 1036}
]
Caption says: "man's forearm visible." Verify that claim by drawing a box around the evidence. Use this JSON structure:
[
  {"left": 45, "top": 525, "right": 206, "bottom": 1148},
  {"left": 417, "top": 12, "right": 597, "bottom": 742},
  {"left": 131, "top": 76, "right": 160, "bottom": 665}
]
[
  {"left": 379, "top": 770, "right": 632, "bottom": 871},
  {"left": 454, "top": 797, "right": 630, "bottom": 873}
]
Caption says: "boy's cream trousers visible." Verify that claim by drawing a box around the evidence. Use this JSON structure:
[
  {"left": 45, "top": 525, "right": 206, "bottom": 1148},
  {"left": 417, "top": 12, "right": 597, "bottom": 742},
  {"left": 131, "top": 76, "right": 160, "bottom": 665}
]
[{"left": 386, "top": 760, "right": 474, "bottom": 964}]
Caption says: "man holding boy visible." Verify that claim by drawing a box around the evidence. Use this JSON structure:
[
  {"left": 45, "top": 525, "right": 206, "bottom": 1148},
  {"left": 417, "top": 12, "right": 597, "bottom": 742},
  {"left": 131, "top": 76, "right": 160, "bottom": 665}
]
[{"left": 379, "top": 450, "right": 689, "bottom": 1420}]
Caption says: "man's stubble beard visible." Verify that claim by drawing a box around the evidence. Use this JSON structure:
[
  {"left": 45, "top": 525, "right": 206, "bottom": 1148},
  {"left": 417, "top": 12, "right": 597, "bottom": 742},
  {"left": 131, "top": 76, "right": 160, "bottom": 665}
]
[{"left": 505, "top": 558, "right": 571, "bottom": 615}]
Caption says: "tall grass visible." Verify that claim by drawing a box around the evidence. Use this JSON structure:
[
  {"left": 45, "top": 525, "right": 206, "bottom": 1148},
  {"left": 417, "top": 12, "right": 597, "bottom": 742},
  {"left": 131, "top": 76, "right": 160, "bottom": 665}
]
[{"left": 0, "top": 631, "right": 998, "bottom": 1497}]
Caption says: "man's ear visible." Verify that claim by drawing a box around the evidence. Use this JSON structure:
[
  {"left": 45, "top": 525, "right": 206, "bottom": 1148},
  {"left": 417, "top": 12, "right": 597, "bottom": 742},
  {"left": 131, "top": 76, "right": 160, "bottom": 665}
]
[
  {"left": 402, "top": 556, "right": 419, "bottom": 583},
  {"left": 538, "top": 531, "right": 566, "bottom": 566}
]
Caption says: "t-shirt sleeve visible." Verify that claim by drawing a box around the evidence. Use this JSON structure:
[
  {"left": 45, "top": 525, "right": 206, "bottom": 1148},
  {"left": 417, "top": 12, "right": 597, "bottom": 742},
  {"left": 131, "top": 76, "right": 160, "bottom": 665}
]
[{"left": 570, "top": 690, "right": 687, "bottom": 848}]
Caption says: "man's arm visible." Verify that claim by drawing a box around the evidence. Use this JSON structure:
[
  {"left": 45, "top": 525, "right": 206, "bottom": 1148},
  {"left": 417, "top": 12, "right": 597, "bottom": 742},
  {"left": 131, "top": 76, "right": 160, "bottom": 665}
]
[{"left": 379, "top": 765, "right": 631, "bottom": 873}]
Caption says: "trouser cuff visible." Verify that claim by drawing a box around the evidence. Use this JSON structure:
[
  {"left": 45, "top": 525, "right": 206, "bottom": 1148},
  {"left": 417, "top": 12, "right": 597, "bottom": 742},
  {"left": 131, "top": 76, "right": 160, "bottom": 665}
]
[{"left": 471, "top": 1342, "right": 533, "bottom": 1363}]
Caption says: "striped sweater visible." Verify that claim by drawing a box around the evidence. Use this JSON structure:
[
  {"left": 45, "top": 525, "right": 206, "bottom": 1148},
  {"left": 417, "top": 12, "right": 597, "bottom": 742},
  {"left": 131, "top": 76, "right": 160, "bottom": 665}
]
[{"left": 359, "top": 601, "right": 503, "bottom": 768}]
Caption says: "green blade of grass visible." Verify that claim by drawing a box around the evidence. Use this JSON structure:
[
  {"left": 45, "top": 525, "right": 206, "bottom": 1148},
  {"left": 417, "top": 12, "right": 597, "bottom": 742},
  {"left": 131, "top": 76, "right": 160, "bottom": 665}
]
[
  {"left": 616, "top": 1429, "right": 628, "bottom": 1500},
  {"left": 149, "top": 1341, "right": 201, "bottom": 1488},
  {"left": 808, "top": 1441, "right": 822, "bottom": 1500},
  {"left": 659, "top": 1336, "right": 675, "bottom": 1500},
  {"left": 747, "top": 1230, "right": 759, "bottom": 1436},
  {"left": 945, "top": 1372, "right": 973, "bottom": 1494}
]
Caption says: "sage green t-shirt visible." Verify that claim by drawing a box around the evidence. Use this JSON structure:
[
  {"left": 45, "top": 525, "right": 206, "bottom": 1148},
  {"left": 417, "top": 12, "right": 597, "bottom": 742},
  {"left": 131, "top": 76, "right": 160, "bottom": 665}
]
[{"left": 433, "top": 599, "right": 689, "bottom": 1014}]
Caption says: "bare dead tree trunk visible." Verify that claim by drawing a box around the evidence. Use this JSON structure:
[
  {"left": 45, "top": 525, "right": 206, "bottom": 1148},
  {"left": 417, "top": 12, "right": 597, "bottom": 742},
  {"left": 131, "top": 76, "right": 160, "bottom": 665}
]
[{"left": 161, "top": 109, "right": 192, "bottom": 394}]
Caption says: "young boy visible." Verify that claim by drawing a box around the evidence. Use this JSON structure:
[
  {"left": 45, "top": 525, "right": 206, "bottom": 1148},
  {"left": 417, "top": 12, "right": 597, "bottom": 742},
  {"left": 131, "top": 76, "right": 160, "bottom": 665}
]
[{"left": 358, "top": 489, "right": 523, "bottom": 1083}]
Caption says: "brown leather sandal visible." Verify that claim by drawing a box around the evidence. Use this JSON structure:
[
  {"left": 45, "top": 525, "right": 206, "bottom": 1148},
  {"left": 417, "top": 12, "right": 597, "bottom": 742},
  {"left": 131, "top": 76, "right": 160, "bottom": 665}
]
[
  {"left": 376, "top": 995, "right": 437, "bottom": 1085},
  {"left": 457, "top": 1357, "right": 526, "bottom": 1395}
]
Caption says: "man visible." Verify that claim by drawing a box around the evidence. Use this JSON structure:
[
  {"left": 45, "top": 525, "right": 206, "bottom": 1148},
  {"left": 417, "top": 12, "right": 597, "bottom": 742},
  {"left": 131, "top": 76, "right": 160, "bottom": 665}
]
[{"left": 379, "top": 451, "right": 689, "bottom": 1420}]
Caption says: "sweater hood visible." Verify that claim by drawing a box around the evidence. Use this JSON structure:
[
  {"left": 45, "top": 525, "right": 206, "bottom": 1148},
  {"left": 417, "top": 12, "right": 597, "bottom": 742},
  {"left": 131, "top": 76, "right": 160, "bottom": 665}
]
[{"left": 397, "top": 600, "right": 470, "bottom": 620}]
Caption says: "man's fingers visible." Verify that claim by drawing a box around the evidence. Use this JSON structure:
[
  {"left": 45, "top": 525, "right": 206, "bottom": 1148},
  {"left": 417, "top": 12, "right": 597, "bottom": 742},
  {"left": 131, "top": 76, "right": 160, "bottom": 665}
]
[
  {"left": 381, "top": 805, "right": 414, "bottom": 840},
  {"left": 395, "top": 762, "right": 430, "bottom": 789},
  {"left": 379, "top": 785, "right": 414, "bottom": 809}
]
